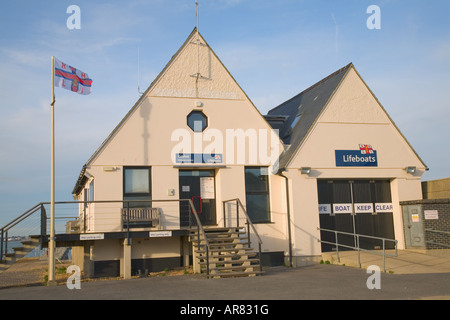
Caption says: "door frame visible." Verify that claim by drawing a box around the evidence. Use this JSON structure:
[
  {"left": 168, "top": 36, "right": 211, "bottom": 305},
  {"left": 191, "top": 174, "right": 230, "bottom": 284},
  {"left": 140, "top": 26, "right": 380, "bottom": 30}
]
[{"left": 178, "top": 169, "right": 217, "bottom": 227}]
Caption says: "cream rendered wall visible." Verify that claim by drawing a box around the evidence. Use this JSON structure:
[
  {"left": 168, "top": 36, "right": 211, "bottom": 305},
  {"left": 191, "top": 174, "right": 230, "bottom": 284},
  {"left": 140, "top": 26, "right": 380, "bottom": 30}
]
[
  {"left": 287, "top": 67, "right": 426, "bottom": 253},
  {"left": 91, "top": 239, "right": 122, "bottom": 261},
  {"left": 281, "top": 170, "right": 322, "bottom": 259},
  {"left": 78, "top": 166, "right": 123, "bottom": 233},
  {"left": 81, "top": 30, "right": 285, "bottom": 245},
  {"left": 258, "top": 173, "right": 289, "bottom": 254},
  {"left": 131, "top": 237, "right": 180, "bottom": 260}
]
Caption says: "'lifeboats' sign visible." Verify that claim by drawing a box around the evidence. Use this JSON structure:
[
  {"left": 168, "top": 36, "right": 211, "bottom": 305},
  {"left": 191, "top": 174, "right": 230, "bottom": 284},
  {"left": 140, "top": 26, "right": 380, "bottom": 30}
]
[{"left": 335, "top": 144, "right": 378, "bottom": 167}]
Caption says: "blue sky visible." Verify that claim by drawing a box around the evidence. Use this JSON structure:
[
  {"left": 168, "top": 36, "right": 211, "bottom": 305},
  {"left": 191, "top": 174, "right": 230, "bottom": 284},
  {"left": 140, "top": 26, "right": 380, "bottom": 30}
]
[{"left": 0, "top": 0, "right": 449, "bottom": 226}]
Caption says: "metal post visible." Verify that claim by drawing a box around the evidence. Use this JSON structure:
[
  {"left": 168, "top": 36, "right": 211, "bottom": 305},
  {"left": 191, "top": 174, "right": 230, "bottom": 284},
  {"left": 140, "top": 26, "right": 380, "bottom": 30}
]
[
  {"left": 4, "top": 231, "right": 8, "bottom": 259},
  {"left": 382, "top": 239, "right": 386, "bottom": 273},
  {"left": 335, "top": 231, "right": 340, "bottom": 263},
  {"left": 83, "top": 201, "right": 87, "bottom": 233},
  {"left": 223, "top": 202, "right": 226, "bottom": 228},
  {"left": 247, "top": 220, "right": 251, "bottom": 248},
  {"left": 206, "top": 245, "right": 209, "bottom": 276},
  {"left": 357, "top": 235, "right": 361, "bottom": 268},
  {"left": 259, "top": 243, "right": 262, "bottom": 272},
  {"left": 0, "top": 229, "right": 4, "bottom": 261},
  {"left": 40, "top": 204, "right": 47, "bottom": 249},
  {"left": 48, "top": 56, "right": 56, "bottom": 286},
  {"left": 126, "top": 201, "right": 130, "bottom": 243},
  {"left": 236, "top": 199, "right": 239, "bottom": 228}
]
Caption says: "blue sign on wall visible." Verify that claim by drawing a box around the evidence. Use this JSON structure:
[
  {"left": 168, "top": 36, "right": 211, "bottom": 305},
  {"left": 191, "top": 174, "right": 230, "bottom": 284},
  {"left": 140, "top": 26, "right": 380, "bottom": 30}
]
[
  {"left": 176, "top": 153, "right": 223, "bottom": 164},
  {"left": 335, "top": 145, "right": 378, "bottom": 167}
]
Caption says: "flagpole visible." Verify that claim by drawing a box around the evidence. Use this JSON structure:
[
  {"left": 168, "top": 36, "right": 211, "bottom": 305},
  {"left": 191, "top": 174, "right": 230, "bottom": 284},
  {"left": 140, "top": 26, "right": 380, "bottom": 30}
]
[{"left": 48, "top": 56, "right": 56, "bottom": 286}]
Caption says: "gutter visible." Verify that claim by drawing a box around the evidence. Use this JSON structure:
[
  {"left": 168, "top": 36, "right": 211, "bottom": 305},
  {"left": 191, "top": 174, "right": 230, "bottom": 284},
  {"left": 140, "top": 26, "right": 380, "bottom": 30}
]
[{"left": 72, "top": 165, "right": 87, "bottom": 197}]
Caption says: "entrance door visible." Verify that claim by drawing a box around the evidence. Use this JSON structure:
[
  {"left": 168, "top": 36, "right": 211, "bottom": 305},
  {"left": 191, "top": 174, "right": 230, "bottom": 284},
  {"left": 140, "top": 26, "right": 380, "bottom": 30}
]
[
  {"left": 402, "top": 205, "right": 425, "bottom": 248},
  {"left": 179, "top": 170, "right": 216, "bottom": 227}
]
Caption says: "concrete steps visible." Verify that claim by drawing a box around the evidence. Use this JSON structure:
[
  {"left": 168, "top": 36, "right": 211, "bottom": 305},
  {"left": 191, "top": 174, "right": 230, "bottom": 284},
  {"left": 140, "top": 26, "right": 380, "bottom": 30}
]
[
  {"left": 190, "top": 227, "right": 263, "bottom": 278},
  {"left": 0, "top": 236, "right": 41, "bottom": 274}
]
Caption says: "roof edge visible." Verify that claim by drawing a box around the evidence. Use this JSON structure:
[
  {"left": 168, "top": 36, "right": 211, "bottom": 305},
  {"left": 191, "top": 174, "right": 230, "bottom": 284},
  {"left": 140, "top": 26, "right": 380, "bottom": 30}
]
[
  {"left": 279, "top": 63, "right": 354, "bottom": 169},
  {"left": 268, "top": 63, "right": 353, "bottom": 115}
]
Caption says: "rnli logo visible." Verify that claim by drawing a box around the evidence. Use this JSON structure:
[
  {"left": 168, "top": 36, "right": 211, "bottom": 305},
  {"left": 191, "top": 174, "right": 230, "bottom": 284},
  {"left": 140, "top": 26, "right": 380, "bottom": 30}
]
[
  {"left": 335, "top": 144, "right": 378, "bottom": 167},
  {"left": 359, "top": 144, "right": 374, "bottom": 154}
]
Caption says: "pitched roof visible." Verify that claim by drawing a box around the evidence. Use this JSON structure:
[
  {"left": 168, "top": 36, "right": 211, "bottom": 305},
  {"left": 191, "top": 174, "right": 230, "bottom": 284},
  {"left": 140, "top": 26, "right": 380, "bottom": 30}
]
[
  {"left": 266, "top": 63, "right": 352, "bottom": 170},
  {"left": 266, "top": 62, "right": 428, "bottom": 171}
]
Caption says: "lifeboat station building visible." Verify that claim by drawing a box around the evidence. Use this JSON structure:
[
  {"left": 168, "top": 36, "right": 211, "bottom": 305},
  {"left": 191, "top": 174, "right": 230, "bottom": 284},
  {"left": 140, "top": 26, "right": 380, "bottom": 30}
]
[{"left": 69, "top": 29, "right": 427, "bottom": 278}]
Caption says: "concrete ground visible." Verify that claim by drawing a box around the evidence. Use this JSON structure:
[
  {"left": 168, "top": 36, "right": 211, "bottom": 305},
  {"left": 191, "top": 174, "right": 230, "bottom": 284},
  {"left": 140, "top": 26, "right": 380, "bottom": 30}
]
[
  {"left": 0, "top": 250, "right": 449, "bottom": 303},
  {"left": 321, "top": 249, "right": 450, "bottom": 274}
]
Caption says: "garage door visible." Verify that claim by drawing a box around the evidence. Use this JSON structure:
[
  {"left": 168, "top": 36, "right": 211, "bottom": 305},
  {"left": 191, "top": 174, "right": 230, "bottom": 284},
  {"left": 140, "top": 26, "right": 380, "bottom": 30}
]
[{"left": 318, "top": 179, "right": 395, "bottom": 252}]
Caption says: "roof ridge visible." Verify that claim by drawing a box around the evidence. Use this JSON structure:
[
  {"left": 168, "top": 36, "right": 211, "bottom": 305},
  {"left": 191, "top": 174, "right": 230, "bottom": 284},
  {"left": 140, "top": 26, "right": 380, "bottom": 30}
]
[{"left": 268, "top": 62, "right": 353, "bottom": 114}]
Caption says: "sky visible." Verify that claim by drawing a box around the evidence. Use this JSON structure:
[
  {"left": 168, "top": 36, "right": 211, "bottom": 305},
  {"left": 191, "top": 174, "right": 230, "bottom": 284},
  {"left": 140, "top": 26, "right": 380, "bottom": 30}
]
[{"left": 0, "top": 0, "right": 449, "bottom": 227}]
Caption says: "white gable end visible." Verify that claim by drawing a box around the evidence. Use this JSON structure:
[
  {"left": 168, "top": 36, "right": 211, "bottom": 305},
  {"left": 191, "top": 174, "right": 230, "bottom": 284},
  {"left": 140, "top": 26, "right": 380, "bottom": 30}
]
[
  {"left": 149, "top": 30, "right": 245, "bottom": 100},
  {"left": 319, "top": 68, "right": 391, "bottom": 124},
  {"left": 289, "top": 66, "right": 426, "bottom": 174},
  {"left": 83, "top": 29, "right": 280, "bottom": 169}
]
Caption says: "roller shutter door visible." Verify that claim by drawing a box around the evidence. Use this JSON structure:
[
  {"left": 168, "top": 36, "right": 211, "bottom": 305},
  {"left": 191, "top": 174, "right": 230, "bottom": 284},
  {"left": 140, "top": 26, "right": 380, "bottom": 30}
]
[{"left": 318, "top": 179, "right": 395, "bottom": 252}]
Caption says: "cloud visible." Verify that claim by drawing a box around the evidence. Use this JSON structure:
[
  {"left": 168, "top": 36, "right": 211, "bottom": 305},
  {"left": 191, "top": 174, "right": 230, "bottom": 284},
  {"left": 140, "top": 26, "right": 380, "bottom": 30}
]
[{"left": 1, "top": 48, "right": 48, "bottom": 68}]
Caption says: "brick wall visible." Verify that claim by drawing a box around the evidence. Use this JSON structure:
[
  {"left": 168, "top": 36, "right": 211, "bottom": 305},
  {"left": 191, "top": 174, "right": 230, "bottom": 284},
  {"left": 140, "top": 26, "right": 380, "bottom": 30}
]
[
  {"left": 401, "top": 199, "right": 450, "bottom": 249},
  {"left": 422, "top": 178, "right": 450, "bottom": 200}
]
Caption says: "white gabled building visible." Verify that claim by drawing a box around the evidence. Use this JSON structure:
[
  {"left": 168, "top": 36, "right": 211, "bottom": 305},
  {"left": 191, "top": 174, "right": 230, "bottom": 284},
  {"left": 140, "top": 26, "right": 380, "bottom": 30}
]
[{"left": 70, "top": 29, "right": 427, "bottom": 278}]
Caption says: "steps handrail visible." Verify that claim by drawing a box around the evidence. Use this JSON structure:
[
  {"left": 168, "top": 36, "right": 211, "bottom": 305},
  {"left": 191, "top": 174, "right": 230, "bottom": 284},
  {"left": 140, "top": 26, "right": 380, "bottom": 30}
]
[
  {"left": 1, "top": 203, "right": 43, "bottom": 232},
  {"left": 186, "top": 198, "right": 210, "bottom": 276},
  {"left": 223, "top": 198, "right": 263, "bottom": 245},
  {"left": 187, "top": 199, "right": 210, "bottom": 247}
]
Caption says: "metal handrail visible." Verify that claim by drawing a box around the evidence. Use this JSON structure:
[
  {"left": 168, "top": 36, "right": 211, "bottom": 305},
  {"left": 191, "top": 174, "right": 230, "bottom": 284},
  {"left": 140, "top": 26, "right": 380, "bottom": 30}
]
[
  {"left": 1, "top": 203, "right": 42, "bottom": 232},
  {"left": 1, "top": 203, "right": 44, "bottom": 261},
  {"left": 0, "top": 199, "right": 212, "bottom": 274},
  {"left": 425, "top": 228, "right": 450, "bottom": 248},
  {"left": 425, "top": 228, "right": 450, "bottom": 235},
  {"left": 222, "top": 198, "right": 263, "bottom": 272},
  {"left": 185, "top": 198, "right": 211, "bottom": 276},
  {"left": 318, "top": 227, "right": 398, "bottom": 272}
]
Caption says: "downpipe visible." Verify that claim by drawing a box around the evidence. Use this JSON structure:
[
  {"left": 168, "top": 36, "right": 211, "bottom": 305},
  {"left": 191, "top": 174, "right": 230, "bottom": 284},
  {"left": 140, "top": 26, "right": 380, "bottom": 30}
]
[{"left": 278, "top": 169, "right": 293, "bottom": 268}]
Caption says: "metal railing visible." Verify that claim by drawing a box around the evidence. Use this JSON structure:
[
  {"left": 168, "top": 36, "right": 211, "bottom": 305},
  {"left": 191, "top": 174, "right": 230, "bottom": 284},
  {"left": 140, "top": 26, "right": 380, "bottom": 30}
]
[
  {"left": 425, "top": 228, "right": 450, "bottom": 248},
  {"left": 318, "top": 227, "right": 398, "bottom": 272},
  {"left": 0, "top": 199, "right": 210, "bottom": 269},
  {"left": 223, "top": 198, "right": 263, "bottom": 272},
  {"left": 186, "top": 199, "right": 211, "bottom": 276},
  {"left": 1, "top": 203, "right": 47, "bottom": 261}
]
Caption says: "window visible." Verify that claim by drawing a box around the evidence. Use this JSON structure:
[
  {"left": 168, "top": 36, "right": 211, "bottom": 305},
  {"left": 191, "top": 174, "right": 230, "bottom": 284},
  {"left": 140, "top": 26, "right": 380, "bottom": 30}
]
[
  {"left": 84, "top": 179, "right": 94, "bottom": 208},
  {"left": 244, "top": 167, "right": 270, "bottom": 223},
  {"left": 187, "top": 110, "right": 207, "bottom": 132},
  {"left": 290, "top": 114, "right": 302, "bottom": 129},
  {"left": 89, "top": 179, "right": 94, "bottom": 203},
  {"left": 123, "top": 167, "right": 151, "bottom": 208}
]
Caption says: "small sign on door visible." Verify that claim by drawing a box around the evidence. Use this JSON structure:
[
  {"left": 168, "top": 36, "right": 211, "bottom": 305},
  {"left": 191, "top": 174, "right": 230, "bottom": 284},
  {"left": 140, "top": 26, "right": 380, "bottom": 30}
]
[{"left": 200, "top": 177, "right": 215, "bottom": 199}]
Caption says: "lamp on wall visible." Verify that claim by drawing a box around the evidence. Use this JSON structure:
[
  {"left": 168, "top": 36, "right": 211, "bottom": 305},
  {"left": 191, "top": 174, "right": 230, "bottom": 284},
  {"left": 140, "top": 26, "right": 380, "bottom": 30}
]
[
  {"left": 300, "top": 167, "right": 311, "bottom": 175},
  {"left": 406, "top": 166, "right": 416, "bottom": 174}
]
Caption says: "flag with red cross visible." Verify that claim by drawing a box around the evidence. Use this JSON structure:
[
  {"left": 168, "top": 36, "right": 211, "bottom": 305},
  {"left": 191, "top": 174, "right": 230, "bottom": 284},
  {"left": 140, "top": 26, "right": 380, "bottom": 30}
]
[{"left": 54, "top": 58, "right": 92, "bottom": 95}]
